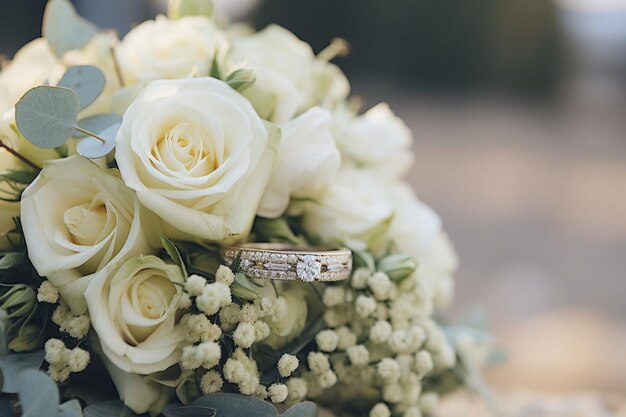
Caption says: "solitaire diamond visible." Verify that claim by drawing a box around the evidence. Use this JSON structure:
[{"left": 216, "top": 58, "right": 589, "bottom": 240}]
[{"left": 296, "top": 255, "right": 321, "bottom": 282}]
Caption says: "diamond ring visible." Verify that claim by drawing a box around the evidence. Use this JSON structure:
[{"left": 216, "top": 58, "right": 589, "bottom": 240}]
[{"left": 218, "top": 243, "right": 352, "bottom": 282}]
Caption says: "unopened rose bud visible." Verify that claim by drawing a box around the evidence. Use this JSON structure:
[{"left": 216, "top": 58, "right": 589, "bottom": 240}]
[
  {"left": 377, "top": 254, "right": 416, "bottom": 281},
  {"left": 8, "top": 324, "right": 43, "bottom": 352}
]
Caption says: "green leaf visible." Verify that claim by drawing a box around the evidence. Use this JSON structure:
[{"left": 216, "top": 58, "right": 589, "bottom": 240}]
[
  {"left": 0, "top": 170, "right": 39, "bottom": 185},
  {"left": 162, "top": 405, "right": 216, "bottom": 417},
  {"left": 0, "top": 253, "right": 22, "bottom": 270},
  {"left": 191, "top": 394, "right": 278, "bottom": 417},
  {"left": 76, "top": 122, "right": 120, "bottom": 159},
  {"left": 282, "top": 402, "right": 318, "bottom": 417},
  {"left": 168, "top": 0, "right": 214, "bottom": 20},
  {"left": 83, "top": 400, "right": 142, "bottom": 417},
  {"left": 58, "top": 65, "right": 106, "bottom": 110},
  {"left": 43, "top": 0, "right": 99, "bottom": 57},
  {"left": 160, "top": 236, "right": 187, "bottom": 277},
  {"left": 352, "top": 249, "right": 375, "bottom": 271},
  {"left": 17, "top": 369, "right": 59, "bottom": 417},
  {"left": 253, "top": 217, "right": 304, "bottom": 245},
  {"left": 230, "top": 273, "right": 259, "bottom": 301},
  {"left": 58, "top": 399, "right": 84, "bottom": 417},
  {"left": 73, "top": 113, "right": 122, "bottom": 138},
  {"left": 0, "top": 350, "right": 45, "bottom": 394},
  {"left": 226, "top": 68, "right": 256, "bottom": 91},
  {"left": 209, "top": 56, "right": 221, "bottom": 79},
  {"left": 15, "top": 86, "right": 80, "bottom": 149}
]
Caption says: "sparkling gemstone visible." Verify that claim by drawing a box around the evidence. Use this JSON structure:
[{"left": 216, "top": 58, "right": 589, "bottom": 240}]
[
  {"left": 264, "top": 262, "right": 291, "bottom": 271},
  {"left": 297, "top": 255, "right": 321, "bottom": 282},
  {"left": 327, "top": 263, "right": 344, "bottom": 271},
  {"left": 240, "top": 259, "right": 253, "bottom": 271}
]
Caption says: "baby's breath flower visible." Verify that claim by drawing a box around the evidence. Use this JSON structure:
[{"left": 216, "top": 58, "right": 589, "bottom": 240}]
[
  {"left": 382, "top": 382, "right": 403, "bottom": 404},
  {"left": 322, "top": 286, "right": 345, "bottom": 307},
  {"left": 368, "top": 272, "right": 392, "bottom": 301},
  {"left": 254, "top": 297, "right": 274, "bottom": 317},
  {"left": 178, "top": 292, "right": 192, "bottom": 309},
  {"left": 183, "top": 314, "right": 222, "bottom": 343},
  {"left": 286, "top": 377, "right": 308, "bottom": 401},
  {"left": 307, "top": 352, "right": 330, "bottom": 374},
  {"left": 277, "top": 353, "right": 299, "bottom": 377},
  {"left": 53, "top": 305, "right": 91, "bottom": 339},
  {"left": 404, "top": 407, "right": 423, "bottom": 417},
  {"left": 324, "top": 307, "right": 349, "bottom": 328},
  {"left": 432, "top": 344, "right": 456, "bottom": 370},
  {"left": 201, "top": 370, "right": 224, "bottom": 394},
  {"left": 184, "top": 274, "right": 206, "bottom": 296},
  {"left": 255, "top": 384, "right": 268, "bottom": 400},
  {"left": 317, "top": 369, "right": 337, "bottom": 389},
  {"left": 347, "top": 345, "right": 369, "bottom": 366},
  {"left": 48, "top": 364, "right": 71, "bottom": 383},
  {"left": 418, "top": 392, "right": 439, "bottom": 414},
  {"left": 198, "top": 341, "right": 222, "bottom": 369},
  {"left": 68, "top": 348, "right": 90, "bottom": 373},
  {"left": 405, "top": 326, "right": 427, "bottom": 352},
  {"left": 315, "top": 329, "right": 339, "bottom": 352},
  {"left": 355, "top": 295, "right": 376, "bottom": 318},
  {"left": 389, "top": 330, "right": 408, "bottom": 353},
  {"left": 233, "top": 322, "right": 256, "bottom": 348},
  {"left": 370, "top": 320, "right": 393, "bottom": 344},
  {"left": 414, "top": 350, "right": 433, "bottom": 376},
  {"left": 351, "top": 267, "right": 370, "bottom": 289},
  {"left": 369, "top": 403, "right": 391, "bottom": 417},
  {"left": 268, "top": 383, "right": 288, "bottom": 403},
  {"left": 239, "top": 303, "right": 258, "bottom": 323},
  {"left": 253, "top": 320, "right": 270, "bottom": 341},
  {"left": 37, "top": 281, "right": 59, "bottom": 304},
  {"left": 215, "top": 265, "right": 235, "bottom": 286},
  {"left": 219, "top": 303, "right": 241, "bottom": 330},
  {"left": 336, "top": 326, "right": 357, "bottom": 350},
  {"left": 197, "top": 282, "right": 231, "bottom": 315},
  {"left": 377, "top": 358, "right": 400, "bottom": 383},
  {"left": 44, "top": 339, "right": 67, "bottom": 365}
]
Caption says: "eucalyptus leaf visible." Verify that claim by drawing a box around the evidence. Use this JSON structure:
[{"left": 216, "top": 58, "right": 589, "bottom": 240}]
[
  {"left": 58, "top": 399, "right": 84, "bottom": 417},
  {"left": 0, "top": 397, "right": 12, "bottom": 417},
  {"left": 282, "top": 402, "right": 318, "bottom": 417},
  {"left": 83, "top": 400, "right": 141, "bottom": 417},
  {"left": 73, "top": 113, "right": 122, "bottom": 138},
  {"left": 15, "top": 86, "right": 80, "bottom": 149},
  {"left": 160, "top": 236, "right": 187, "bottom": 277},
  {"left": 0, "top": 350, "right": 45, "bottom": 393},
  {"left": 192, "top": 393, "right": 279, "bottom": 417},
  {"left": 59, "top": 66, "right": 106, "bottom": 110},
  {"left": 43, "top": 0, "right": 99, "bottom": 57},
  {"left": 162, "top": 405, "right": 216, "bottom": 417},
  {"left": 76, "top": 122, "right": 120, "bottom": 159},
  {"left": 0, "top": 253, "right": 22, "bottom": 270},
  {"left": 17, "top": 369, "right": 59, "bottom": 417},
  {"left": 168, "top": 0, "right": 214, "bottom": 19}
]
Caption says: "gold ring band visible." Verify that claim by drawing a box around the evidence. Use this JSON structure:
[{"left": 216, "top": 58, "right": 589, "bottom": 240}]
[{"left": 219, "top": 243, "right": 352, "bottom": 282}]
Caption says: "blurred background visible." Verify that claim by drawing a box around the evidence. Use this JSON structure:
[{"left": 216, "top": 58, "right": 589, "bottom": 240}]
[{"left": 1, "top": 0, "right": 625, "bottom": 415}]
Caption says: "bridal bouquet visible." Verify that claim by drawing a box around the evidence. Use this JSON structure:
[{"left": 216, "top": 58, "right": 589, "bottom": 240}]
[{"left": 0, "top": 1, "right": 491, "bottom": 416}]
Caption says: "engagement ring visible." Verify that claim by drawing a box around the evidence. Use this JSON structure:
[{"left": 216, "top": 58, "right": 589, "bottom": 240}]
[{"left": 219, "top": 243, "right": 352, "bottom": 282}]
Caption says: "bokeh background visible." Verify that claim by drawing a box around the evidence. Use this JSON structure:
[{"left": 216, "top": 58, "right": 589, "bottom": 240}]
[{"left": 1, "top": 0, "right": 625, "bottom": 415}]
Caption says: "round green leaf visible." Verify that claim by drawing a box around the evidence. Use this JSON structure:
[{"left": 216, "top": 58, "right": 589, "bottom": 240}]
[
  {"left": 43, "top": 0, "right": 99, "bottom": 57},
  {"left": 0, "top": 350, "right": 45, "bottom": 393},
  {"left": 59, "top": 65, "right": 106, "bottom": 110},
  {"left": 15, "top": 86, "right": 79, "bottom": 149},
  {"left": 17, "top": 369, "right": 60, "bottom": 417},
  {"left": 76, "top": 122, "right": 120, "bottom": 159},
  {"left": 192, "top": 393, "right": 279, "bottom": 417},
  {"left": 73, "top": 113, "right": 122, "bottom": 138}
]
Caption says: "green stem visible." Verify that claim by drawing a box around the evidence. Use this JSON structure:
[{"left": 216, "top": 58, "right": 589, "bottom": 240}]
[
  {"left": 74, "top": 126, "right": 106, "bottom": 143},
  {"left": 109, "top": 46, "right": 125, "bottom": 87},
  {"left": 0, "top": 141, "right": 40, "bottom": 170}
]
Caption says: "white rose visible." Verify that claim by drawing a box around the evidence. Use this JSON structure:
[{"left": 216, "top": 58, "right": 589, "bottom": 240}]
[
  {"left": 118, "top": 15, "right": 226, "bottom": 84},
  {"left": 0, "top": 149, "right": 23, "bottom": 250},
  {"left": 85, "top": 255, "right": 185, "bottom": 374},
  {"left": 258, "top": 107, "right": 340, "bottom": 218},
  {"left": 229, "top": 24, "right": 349, "bottom": 123},
  {"left": 302, "top": 168, "right": 393, "bottom": 249},
  {"left": 337, "top": 103, "right": 414, "bottom": 180},
  {"left": 115, "top": 77, "right": 279, "bottom": 242},
  {"left": 20, "top": 156, "right": 151, "bottom": 313},
  {"left": 388, "top": 183, "right": 457, "bottom": 307}
]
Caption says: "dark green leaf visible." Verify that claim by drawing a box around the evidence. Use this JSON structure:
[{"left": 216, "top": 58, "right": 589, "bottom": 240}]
[
  {"left": 58, "top": 399, "right": 83, "bottom": 417},
  {"left": 0, "top": 170, "right": 39, "bottom": 185},
  {"left": 0, "top": 253, "right": 22, "bottom": 270},
  {"left": 209, "top": 56, "right": 221, "bottom": 79},
  {"left": 192, "top": 394, "right": 278, "bottom": 417},
  {"left": 17, "top": 369, "right": 59, "bottom": 417},
  {"left": 230, "top": 273, "right": 259, "bottom": 301},
  {"left": 0, "top": 350, "right": 45, "bottom": 393},
  {"left": 43, "top": 0, "right": 99, "bottom": 57},
  {"left": 160, "top": 236, "right": 187, "bottom": 277},
  {"left": 282, "top": 402, "right": 318, "bottom": 417},
  {"left": 58, "top": 66, "right": 106, "bottom": 110},
  {"left": 163, "top": 405, "right": 216, "bottom": 417},
  {"left": 15, "top": 86, "right": 80, "bottom": 149}
]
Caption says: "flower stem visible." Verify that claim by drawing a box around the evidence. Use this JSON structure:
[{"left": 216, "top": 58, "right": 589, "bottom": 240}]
[
  {"left": 0, "top": 141, "right": 40, "bottom": 170},
  {"left": 109, "top": 46, "right": 126, "bottom": 87},
  {"left": 317, "top": 38, "right": 350, "bottom": 62},
  {"left": 74, "top": 126, "right": 106, "bottom": 143}
]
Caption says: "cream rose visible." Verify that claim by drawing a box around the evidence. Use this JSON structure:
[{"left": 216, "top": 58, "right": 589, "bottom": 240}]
[
  {"left": 258, "top": 107, "right": 340, "bottom": 218},
  {"left": 20, "top": 156, "right": 151, "bottom": 313},
  {"left": 117, "top": 15, "right": 226, "bottom": 84},
  {"left": 85, "top": 255, "right": 185, "bottom": 375},
  {"left": 302, "top": 168, "right": 393, "bottom": 249},
  {"left": 337, "top": 103, "right": 414, "bottom": 180},
  {"left": 229, "top": 24, "right": 349, "bottom": 123},
  {"left": 388, "top": 183, "right": 457, "bottom": 307},
  {"left": 115, "top": 77, "right": 279, "bottom": 242}
]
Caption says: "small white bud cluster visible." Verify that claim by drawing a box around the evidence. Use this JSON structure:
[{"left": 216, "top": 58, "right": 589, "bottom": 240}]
[
  {"left": 37, "top": 281, "right": 59, "bottom": 304},
  {"left": 52, "top": 305, "right": 90, "bottom": 339},
  {"left": 44, "top": 339, "right": 90, "bottom": 382}
]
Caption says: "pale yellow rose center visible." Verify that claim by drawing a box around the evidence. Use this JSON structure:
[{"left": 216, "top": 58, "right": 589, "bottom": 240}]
[
  {"left": 153, "top": 122, "right": 217, "bottom": 176},
  {"left": 63, "top": 203, "right": 108, "bottom": 246}
]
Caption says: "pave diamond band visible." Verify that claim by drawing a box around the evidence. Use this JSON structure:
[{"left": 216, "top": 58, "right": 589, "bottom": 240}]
[{"left": 219, "top": 243, "right": 352, "bottom": 282}]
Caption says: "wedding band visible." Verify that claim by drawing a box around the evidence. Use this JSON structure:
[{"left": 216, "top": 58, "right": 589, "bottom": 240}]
[{"left": 219, "top": 243, "right": 352, "bottom": 282}]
